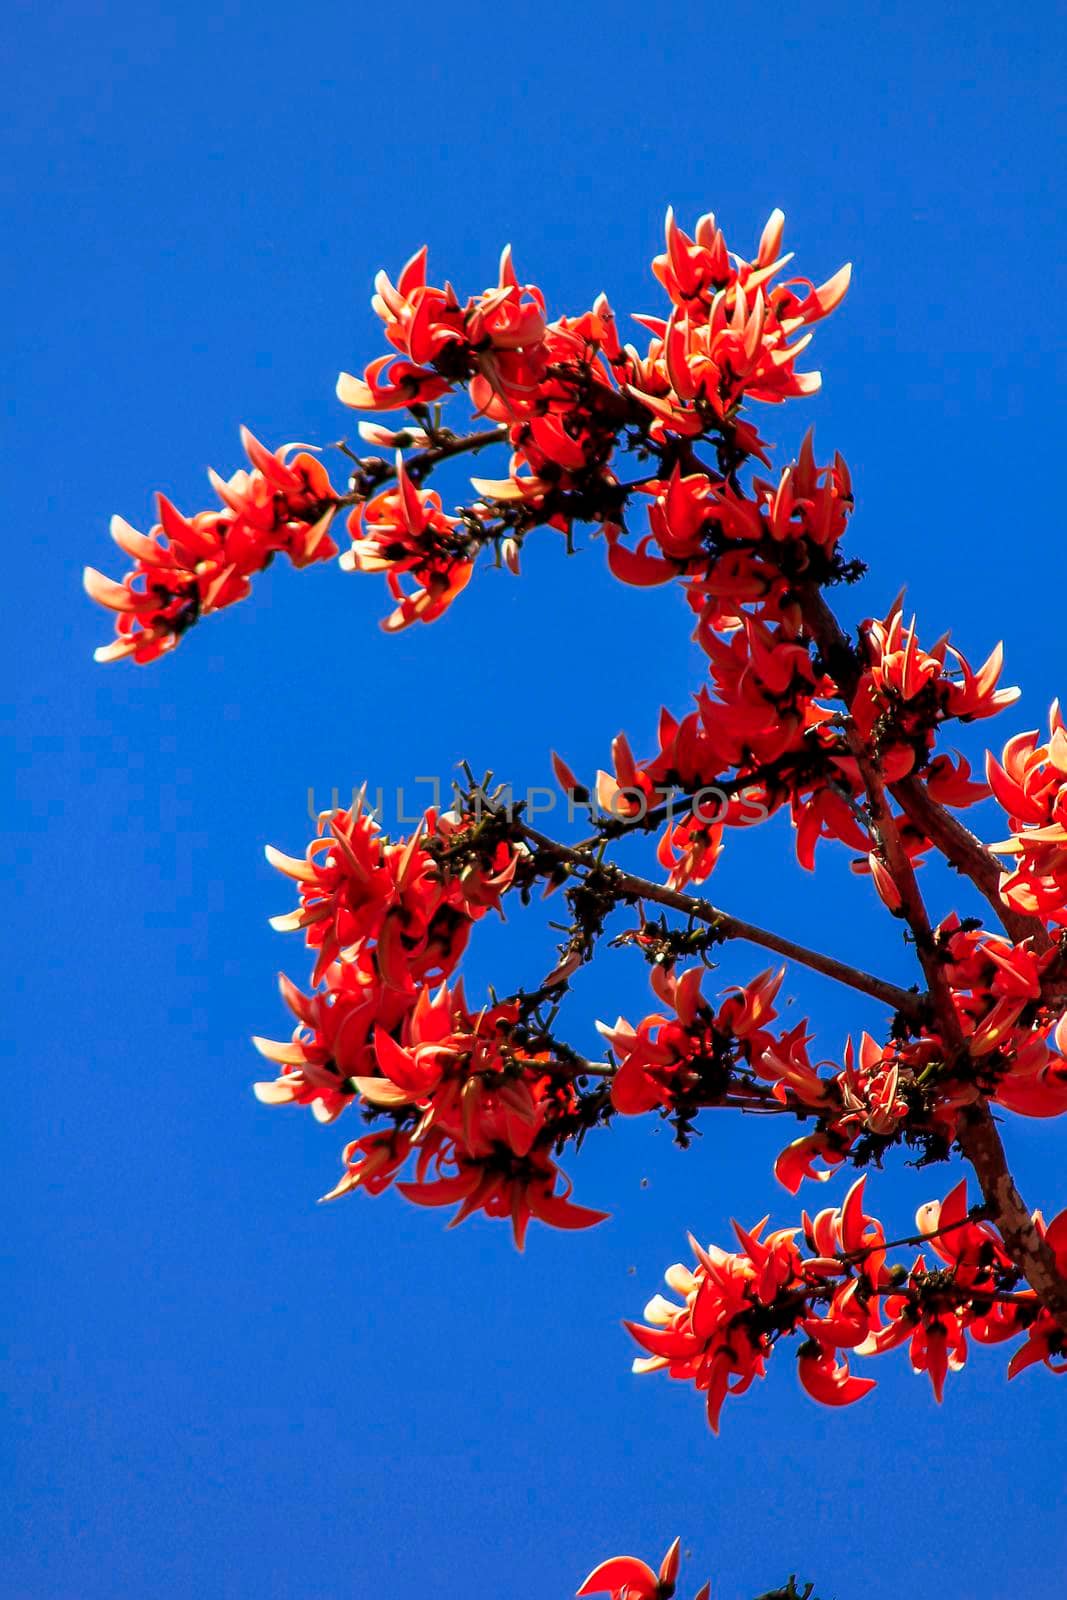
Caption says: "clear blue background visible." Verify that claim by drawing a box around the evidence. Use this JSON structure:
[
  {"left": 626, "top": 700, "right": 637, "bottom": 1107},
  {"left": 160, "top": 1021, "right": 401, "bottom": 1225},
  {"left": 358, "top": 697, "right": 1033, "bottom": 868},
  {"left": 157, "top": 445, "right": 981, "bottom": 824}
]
[{"left": 5, "top": 2, "right": 1066, "bottom": 1595}]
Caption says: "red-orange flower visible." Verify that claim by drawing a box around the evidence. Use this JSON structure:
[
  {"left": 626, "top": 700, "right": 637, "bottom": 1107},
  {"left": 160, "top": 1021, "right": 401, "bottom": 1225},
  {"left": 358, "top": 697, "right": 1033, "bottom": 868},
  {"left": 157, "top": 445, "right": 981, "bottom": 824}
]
[
  {"left": 850, "top": 601, "right": 1018, "bottom": 766},
  {"left": 396, "top": 1133, "right": 607, "bottom": 1251},
  {"left": 85, "top": 428, "right": 339, "bottom": 663},
  {"left": 598, "top": 965, "right": 784, "bottom": 1116},
  {"left": 1007, "top": 1208, "right": 1067, "bottom": 1379},
  {"left": 577, "top": 1538, "right": 689, "bottom": 1600},
  {"left": 252, "top": 962, "right": 404, "bottom": 1124},
  {"left": 266, "top": 798, "right": 505, "bottom": 988},
  {"left": 339, "top": 455, "right": 477, "bottom": 630},
  {"left": 624, "top": 207, "right": 849, "bottom": 435},
  {"left": 627, "top": 1218, "right": 810, "bottom": 1433},
  {"left": 988, "top": 704, "right": 1067, "bottom": 924}
]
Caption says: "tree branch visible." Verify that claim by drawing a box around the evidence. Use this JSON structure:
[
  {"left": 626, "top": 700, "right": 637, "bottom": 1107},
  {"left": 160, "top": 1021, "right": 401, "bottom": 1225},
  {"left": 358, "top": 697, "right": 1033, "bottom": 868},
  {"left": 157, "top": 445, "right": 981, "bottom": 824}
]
[
  {"left": 513, "top": 814, "right": 922, "bottom": 1018},
  {"left": 956, "top": 1101, "right": 1067, "bottom": 1334},
  {"left": 844, "top": 725, "right": 962, "bottom": 1047},
  {"left": 332, "top": 423, "right": 511, "bottom": 509},
  {"left": 837, "top": 665, "right": 1067, "bottom": 1332}
]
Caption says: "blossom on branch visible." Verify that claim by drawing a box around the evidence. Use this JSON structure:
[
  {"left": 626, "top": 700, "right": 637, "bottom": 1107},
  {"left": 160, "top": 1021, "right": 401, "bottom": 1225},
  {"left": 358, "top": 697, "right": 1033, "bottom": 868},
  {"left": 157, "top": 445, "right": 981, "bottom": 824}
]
[
  {"left": 578, "top": 1537, "right": 693, "bottom": 1600},
  {"left": 85, "top": 200, "right": 1067, "bottom": 1439},
  {"left": 84, "top": 429, "right": 338, "bottom": 662},
  {"left": 988, "top": 704, "right": 1067, "bottom": 924},
  {"left": 629, "top": 1178, "right": 1066, "bottom": 1430},
  {"left": 597, "top": 965, "right": 785, "bottom": 1116}
]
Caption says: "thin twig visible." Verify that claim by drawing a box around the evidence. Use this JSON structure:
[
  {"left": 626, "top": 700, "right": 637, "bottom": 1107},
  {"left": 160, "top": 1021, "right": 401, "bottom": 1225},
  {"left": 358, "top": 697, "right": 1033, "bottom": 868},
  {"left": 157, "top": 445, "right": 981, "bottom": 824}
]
[
  {"left": 512, "top": 811, "right": 922, "bottom": 1019},
  {"left": 334, "top": 424, "right": 511, "bottom": 508},
  {"left": 956, "top": 1101, "right": 1067, "bottom": 1333}
]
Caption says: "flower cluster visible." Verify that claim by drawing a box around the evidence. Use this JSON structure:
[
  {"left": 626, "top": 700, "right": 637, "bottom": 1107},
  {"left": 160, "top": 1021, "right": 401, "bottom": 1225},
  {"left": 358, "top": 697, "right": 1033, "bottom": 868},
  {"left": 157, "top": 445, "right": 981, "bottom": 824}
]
[
  {"left": 632, "top": 206, "right": 850, "bottom": 427},
  {"left": 263, "top": 792, "right": 500, "bottom": 987},
  {"left": 599, "top": 957, "right": 1067, "bottom": 1195},
  {"left": 337, "top": 245, "right": 637, "bottom": 560},
  {"left": 338, "top": 244, "right": 552, "bottom": 419},
  {"left": 336, "top": 209, "right": 851, "bottom": 595},
  {"left": 86, "top": 209, "right": 859, "bottom": 661},
  {"left": 577, "top": 616, "right": 847, "bottom": 891},
  {"left": 610, "top": 429, "right": 851, "bottom": 597},
  {"left": 84, "top": 429, "right": 339, "bottom": 662},
  {"left": 583, "top": 592, "right": 1016, "bottom": 894},
  {"left": 850, "top": 601, "right": 1018, "bottom": 771},
  {"left": 938, "top": 916, "right": 1067, "bottom": 1115},
  {"left": 629, "top": 1178, "right": 1067, "bottom": 1432},
  {"left": 596, "top": 964, "right": 786, "bottom": 1116},
  {"left": 578, "top": 1537, "right": 700, "bottom": 1600},
  {"left": 317, "top": 984, "right": 607, "bottom": 1250},
  {"left": 988, "top": 704, "right": 1067, "bottom": 925},
  {"left": 340, "top": 455, "right": 474, "bottom": 631},
  {"left": 253, "top": 795, "right": 606, "bottom": 1246}
]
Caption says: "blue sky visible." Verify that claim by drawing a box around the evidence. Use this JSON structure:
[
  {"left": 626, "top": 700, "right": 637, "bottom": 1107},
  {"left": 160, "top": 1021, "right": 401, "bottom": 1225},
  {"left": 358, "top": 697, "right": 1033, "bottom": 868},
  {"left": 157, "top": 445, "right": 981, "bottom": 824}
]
[{"left": 5, "top": 2, "right": 1067, "bottom": 1595}]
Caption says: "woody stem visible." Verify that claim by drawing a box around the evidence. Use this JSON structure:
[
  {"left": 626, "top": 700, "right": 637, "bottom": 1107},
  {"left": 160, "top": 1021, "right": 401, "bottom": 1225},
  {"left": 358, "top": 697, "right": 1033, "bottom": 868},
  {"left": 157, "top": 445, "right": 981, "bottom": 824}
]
[
  {"left": 955, "top": 1102, "right": 1067, "bottom": 1333},
  {"left": 844, "top": 725, "right": 962, "bottom": 1047},
  {"left": 808, "top": 590, "right": 1067, "bottom": 1332},
  {"left": 334, "top": 424, "right": 511, "bottom": 507},
  {"left": 513, "top": 814, "right": 921, "bottom": 1018}
]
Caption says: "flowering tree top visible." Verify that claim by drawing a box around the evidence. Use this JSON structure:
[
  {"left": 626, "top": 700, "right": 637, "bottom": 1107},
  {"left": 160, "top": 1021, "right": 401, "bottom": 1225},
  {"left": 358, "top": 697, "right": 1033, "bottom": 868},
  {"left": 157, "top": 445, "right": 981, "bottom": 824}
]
[{"left": 85, "top": 204, "right": 1067, "bottom": 1591}]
